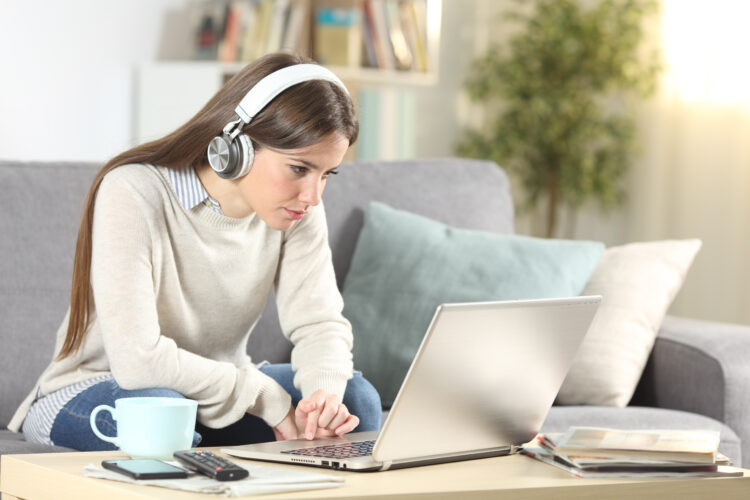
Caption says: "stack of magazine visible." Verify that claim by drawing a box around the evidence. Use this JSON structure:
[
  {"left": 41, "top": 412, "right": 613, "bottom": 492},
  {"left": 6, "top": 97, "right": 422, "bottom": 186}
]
[{"left": 521, "top": 427, "right": 743, "bottom": 478}]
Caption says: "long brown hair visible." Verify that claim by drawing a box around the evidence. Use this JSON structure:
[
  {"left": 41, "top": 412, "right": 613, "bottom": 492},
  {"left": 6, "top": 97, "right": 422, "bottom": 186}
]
[{"left": 57, "top": 52, "right": 358, "bottom": 360}]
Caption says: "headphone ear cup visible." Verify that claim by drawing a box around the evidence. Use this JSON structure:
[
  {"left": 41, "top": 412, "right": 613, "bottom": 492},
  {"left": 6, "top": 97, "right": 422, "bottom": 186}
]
[
  {"left": 208, "top": 134, "right": 241, "bottom": 179},
  {"left": 232, "top": 133, "right": 254, "bottom": 179}
]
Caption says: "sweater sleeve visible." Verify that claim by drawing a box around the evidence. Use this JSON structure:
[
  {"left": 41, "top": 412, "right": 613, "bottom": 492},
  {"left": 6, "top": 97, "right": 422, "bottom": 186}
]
[
  {"left": 275, "top": 202, "right": 354, "bottom": 401},
  {"left": 91, "top": 174, "right": 291, "bottom": 428}
]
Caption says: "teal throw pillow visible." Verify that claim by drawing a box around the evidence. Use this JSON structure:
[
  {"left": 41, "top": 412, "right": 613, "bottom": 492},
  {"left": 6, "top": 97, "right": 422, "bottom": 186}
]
[{"left": 343, "top": 202, "right": 604, "bottom": 408}]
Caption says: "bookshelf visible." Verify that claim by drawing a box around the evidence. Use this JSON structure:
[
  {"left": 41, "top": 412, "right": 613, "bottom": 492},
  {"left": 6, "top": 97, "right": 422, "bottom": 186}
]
[
  {"left": 134, "top": 0, "right": 442, "bottom": 159},
  {"left": 188, "top": 0, "right": 441, "bottom": 82}
]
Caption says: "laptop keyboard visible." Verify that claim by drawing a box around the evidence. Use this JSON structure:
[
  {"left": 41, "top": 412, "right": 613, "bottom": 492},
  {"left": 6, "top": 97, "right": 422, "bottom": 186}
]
[{"left": 281, "top": 440, "right": 376, "bottom": 458}]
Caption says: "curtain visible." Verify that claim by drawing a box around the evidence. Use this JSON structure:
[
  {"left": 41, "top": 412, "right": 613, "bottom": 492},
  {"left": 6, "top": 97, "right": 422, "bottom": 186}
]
[{"left": 627, "top": 0, "right": 750, "bottom": 324}]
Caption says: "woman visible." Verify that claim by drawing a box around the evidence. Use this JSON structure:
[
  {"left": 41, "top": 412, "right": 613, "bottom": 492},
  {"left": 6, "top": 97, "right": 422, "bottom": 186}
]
[{"left": 9, "top": 52, "right": 382, "bottom": 450}]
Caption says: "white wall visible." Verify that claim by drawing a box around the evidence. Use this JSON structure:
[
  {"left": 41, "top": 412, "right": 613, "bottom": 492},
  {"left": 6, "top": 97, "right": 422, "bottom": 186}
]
[{"left": 0, "top": 0, "right": 190, "bottom": 162}]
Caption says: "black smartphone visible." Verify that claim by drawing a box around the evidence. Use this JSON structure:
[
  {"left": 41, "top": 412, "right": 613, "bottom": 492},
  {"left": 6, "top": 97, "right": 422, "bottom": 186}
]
[{"left": 101, "top": 459, "right": 188, "bottom": 480}]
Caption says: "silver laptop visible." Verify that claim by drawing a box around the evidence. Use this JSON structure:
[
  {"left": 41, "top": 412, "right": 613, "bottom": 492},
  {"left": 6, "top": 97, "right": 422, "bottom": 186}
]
[{"left": 222, "top": 295, "right": 601, "bottom": 472}]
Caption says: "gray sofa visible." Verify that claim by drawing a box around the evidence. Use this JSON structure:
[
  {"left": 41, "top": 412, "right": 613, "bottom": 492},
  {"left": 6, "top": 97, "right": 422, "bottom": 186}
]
[{"left": 2, "top": 158, "right": 749, "bottom": 469}]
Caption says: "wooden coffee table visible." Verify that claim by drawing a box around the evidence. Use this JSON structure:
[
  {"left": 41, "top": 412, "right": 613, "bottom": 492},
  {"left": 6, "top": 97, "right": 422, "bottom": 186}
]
[{"left": 2, "top": 448, "right": 749, "bottom": 499}]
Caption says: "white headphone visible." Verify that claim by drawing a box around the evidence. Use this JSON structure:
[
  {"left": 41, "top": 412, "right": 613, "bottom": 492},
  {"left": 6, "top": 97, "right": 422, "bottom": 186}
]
[{"left": 207, "top": 64, "right": 350, "bottom": 180}]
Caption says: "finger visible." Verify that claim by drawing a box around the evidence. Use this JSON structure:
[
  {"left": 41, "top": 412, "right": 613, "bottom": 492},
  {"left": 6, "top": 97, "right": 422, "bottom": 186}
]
[
  {"left": 305, "top": 393, "right": 326, "bottom": 440},
  {"left": 327, "top": 404, "right": 350, "bottom": 431},
  {"left": 317, "top": 394, "right": 340, "bottom": 429},
  {"left": 306, "top": 408, "right": 321, "bottom": 439},
  {"left": 293, "top": 400, "right": 314, "bottom": 438},
  {"left": 335, "top": 415, "right": 360, "bottom": 436},
  {"left": 298, "top": 398, "right": 316, "bottom": 413}
]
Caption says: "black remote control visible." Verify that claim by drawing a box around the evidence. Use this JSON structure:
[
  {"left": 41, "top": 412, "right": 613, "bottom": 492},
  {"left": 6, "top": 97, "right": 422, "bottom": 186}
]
[{"left": 173, "top": 450, "right": 249, "bottom": 481}]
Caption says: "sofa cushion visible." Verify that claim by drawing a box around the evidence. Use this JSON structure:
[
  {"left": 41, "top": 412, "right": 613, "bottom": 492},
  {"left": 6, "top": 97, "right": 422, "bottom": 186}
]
[
  {"left": 543, "top": 406, "right": 741, "bottom": 467},
  {"left": 343, "top": 201, "right": 604, "bottom": 407},
  {"left": 556, "top": 240, "right": 702, "bottom": 407},
  {"left": 0, "top": 430, "right": 75, "bottom": 474},
  {"left": 0, "top": 161, "right": 101, "bottom": 429}
]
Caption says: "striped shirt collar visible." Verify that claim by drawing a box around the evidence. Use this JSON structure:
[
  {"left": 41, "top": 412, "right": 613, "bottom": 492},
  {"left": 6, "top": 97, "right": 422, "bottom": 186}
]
[{"left": 166, "top": 166, "right": 222, "bottom": 214}]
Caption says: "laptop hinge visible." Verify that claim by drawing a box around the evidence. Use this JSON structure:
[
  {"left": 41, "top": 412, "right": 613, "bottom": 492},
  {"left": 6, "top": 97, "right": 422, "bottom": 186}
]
[{"left": 381, "top": 447, "right": 512, "bottom": 470}]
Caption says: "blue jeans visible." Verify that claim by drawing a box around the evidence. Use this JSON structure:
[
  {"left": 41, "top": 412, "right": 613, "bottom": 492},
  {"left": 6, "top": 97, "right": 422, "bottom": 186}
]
[{"left": 49, "top": 363, "right": 382, "bottom": 451}]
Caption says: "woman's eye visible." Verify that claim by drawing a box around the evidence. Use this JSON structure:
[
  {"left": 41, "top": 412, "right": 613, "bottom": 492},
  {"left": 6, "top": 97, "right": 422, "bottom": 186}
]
[
  {"left": 290, "top": 165, "right": 307, "bottom": 175},
  {"left": 324, "top": 169, "right": 339, "bottom": 178}
]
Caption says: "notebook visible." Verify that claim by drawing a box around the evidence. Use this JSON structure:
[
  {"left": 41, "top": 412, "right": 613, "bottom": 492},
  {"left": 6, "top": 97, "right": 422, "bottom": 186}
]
[{"left": 223, "top": 295, "right": 602, "bottom": 472}]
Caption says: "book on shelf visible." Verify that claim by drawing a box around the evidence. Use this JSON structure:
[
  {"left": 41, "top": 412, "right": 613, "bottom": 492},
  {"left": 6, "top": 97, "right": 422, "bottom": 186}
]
[
  {"left": 401, "top": 0, "right": 428, "bottom": 72},
  {"left": 249, "top": 0, "right": 275, "bottom": 61},
  {"left": 266, "top": 0, "right": 291, "bottom": 54},
  {"left": 521, "top": 428, "right": 743, "bottom": 478},
  {"left": 193, "top": 2, "right": 225, "bottom": 60},
  {"left": 314, "top": 7, "right": 362, "bottom": 68},
  {"left": 365, "top": 0, "right": 395, "bottom": 70},
  {"left": 384, "top": 0, "right": 413, "bottom": 70},
  {"left": 361, "top": 0, "right": 381, "bottom": 68},
  {"left": 238, "top": 1, "right": 258, "bottom": 61},
  {"left": 218, "top": 1, "right": 242, "bottom": 62},
  {"left": 281, "top": 0, "right": 309, "bottom": 53}
]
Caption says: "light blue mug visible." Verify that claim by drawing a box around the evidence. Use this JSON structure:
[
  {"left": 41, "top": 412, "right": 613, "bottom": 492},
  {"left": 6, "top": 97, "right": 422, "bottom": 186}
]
[{"left": 89, "top": 397, "right": 198, "bottom": 459}]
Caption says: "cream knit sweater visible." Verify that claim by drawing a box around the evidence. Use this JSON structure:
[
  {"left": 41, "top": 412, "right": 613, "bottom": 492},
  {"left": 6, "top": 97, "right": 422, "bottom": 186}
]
[{"left": 9, "top": 163, "right": 353, "bottom": 432}]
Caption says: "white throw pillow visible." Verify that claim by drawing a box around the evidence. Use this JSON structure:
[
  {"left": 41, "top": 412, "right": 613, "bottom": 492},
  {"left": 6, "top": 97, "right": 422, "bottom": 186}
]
[{"left": 557, "top": 239, "right": 702, "bottom": 407}]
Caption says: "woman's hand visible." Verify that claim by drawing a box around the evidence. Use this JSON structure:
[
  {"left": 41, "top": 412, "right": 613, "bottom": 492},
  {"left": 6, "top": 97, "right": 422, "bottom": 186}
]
[
  {"left": 272, "top": 390, "right": 360, "bottom": 441},
  {"left": 296, "top": 389, "right": 360, "bottom": 440}
]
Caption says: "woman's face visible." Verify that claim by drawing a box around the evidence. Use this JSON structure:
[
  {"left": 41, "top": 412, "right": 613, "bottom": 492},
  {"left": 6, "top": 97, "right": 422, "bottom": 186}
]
[{"left": 237, "top": 132, "right": 349, "bottom": 230}]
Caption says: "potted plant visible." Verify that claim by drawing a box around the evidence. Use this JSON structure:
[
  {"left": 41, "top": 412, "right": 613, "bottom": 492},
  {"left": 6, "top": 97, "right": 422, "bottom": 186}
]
[{"left": 456, "top": 0, "right": 661, "bottom": 237}]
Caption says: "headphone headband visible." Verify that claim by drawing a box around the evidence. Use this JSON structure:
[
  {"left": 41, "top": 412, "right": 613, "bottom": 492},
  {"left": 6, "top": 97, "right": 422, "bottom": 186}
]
[
  {"left": 234, "top": 64, "right": 349, "bottom": 123},
  {"left": 208, "top": 63, "right": 349, "bottom": 180}
]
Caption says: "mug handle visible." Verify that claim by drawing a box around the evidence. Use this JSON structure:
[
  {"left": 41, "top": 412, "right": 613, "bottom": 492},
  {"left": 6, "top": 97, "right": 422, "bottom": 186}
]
[{"left": 89, "top": 404, "right": 119, "bottom": 446}]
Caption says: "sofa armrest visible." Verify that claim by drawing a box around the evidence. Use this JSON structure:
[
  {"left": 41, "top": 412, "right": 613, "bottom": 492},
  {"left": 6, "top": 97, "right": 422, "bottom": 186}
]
[{"left": 631, "top": 315, "right": 750, "bottom": 458}]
